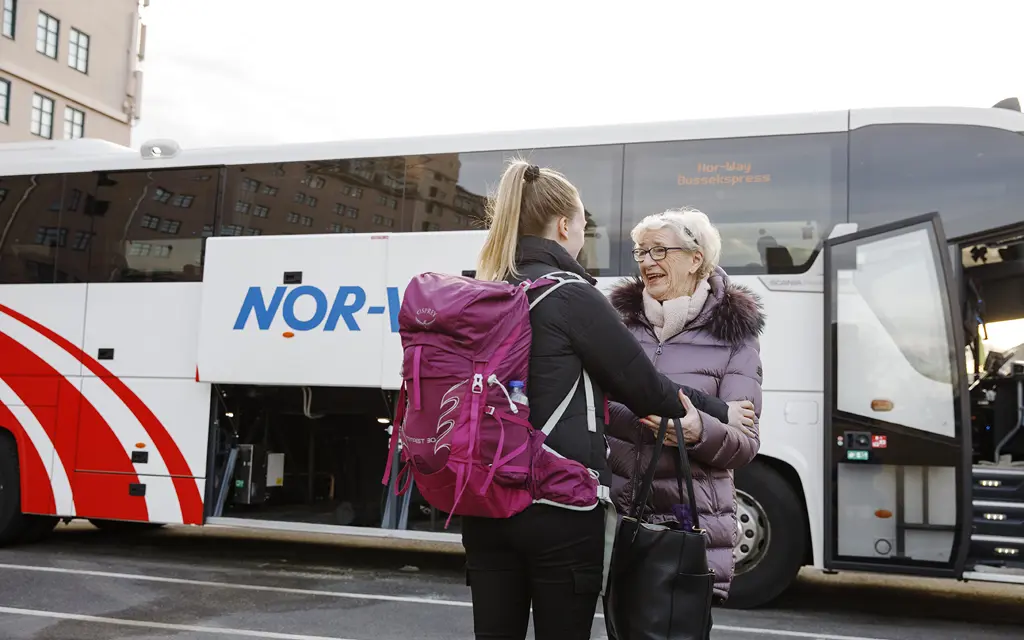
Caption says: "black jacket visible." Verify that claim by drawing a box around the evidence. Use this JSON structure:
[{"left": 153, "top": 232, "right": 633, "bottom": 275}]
[{"left": 507, "top": 236, "right": 730, "bottom": 485}]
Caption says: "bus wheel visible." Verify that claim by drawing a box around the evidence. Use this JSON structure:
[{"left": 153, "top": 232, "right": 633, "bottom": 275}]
[
  {"left": 0, "top": 431, "right": 29, "bottom": 546},
  {"left": 88, "top": 519, "right": 165, "bottom": 532},
  {"left": 725, "top": 459, "right": 807, "bottom": 609}
]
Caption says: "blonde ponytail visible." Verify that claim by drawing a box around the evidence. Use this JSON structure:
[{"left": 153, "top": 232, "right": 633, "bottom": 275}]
[
  {"left": 476, "top": 158, "right": 581, "bottom": 282},
  {"left": 476, "top": 161, "right": 531, "bottom": 281}
]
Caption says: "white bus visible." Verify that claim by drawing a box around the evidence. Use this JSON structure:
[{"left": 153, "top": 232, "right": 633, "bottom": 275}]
[{"left": 1, "top": 100, "right": 1023, "bottom": 609}]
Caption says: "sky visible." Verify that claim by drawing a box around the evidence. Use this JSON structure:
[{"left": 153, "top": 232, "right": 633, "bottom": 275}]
[{"left": 130, "top": 0, "right": 1024, "bottom": 150}]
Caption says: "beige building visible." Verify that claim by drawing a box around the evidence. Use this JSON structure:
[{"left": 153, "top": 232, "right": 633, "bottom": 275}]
[{"left": 0, "top": 0, "right": 146, "bottom": 145}]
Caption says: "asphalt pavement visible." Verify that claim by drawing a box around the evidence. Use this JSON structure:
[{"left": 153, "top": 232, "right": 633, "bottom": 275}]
[{"left": 0, "top": 522, "right": 1021, "bottom": 639}]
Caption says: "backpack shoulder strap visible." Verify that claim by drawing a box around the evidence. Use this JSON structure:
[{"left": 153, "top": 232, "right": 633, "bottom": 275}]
[{"left": 527, "top": 271, "right": 589, "bottom": 311}]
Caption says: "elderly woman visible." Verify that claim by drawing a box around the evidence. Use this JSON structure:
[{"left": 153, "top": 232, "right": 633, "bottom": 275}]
[{"left": 606, "top": 206, "right": 765, "bottom": 613}]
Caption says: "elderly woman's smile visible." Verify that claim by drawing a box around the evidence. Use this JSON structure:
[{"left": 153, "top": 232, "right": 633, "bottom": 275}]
[{"left": 635, "top": 228, "right": 703, "bottom": 302}]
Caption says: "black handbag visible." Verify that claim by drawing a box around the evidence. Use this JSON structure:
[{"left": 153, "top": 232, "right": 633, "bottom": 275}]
[{"left": 603, "top": 416, "right": 715, "bottom": 640}]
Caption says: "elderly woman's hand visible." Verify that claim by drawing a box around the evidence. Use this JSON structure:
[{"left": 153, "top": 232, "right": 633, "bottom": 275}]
[{"left": 640, "top": 389, "right": 702, "bottom": 447}]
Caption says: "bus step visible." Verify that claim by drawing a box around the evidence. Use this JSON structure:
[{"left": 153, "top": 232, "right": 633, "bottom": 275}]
[
  {"left": 971, "top": 465, "right": 1024, "bottom": 501},
  {"left": 973, "top": 500, "right": 1024, "bottom": 536},
  {"left": 962, "top": 562, "right": 1024, "bottom": 586},
  {"left": 969, "top": 534, "right": 1024, "bottom": 564}
]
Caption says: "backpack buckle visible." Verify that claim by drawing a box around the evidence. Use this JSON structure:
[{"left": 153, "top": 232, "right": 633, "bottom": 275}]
[{"left": 472, "top": 373, "right": 484, "bottom": 394}]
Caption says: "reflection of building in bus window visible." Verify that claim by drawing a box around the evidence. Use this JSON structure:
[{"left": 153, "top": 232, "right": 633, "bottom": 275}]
[
  {"left": 223, "top": 158, "right": 408, "bottom": 237},
  {"left": 88, "top": 168, "right": 218, "bottom": 282},
  {"left": 450, "top": 145, "right": 624, "bottom": 276},
  {"left": 0, "top": 174, "right": 65, "bottom": 284}
]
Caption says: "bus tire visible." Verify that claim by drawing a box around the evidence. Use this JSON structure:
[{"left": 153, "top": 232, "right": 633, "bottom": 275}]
[
  {"left": 0, "top": 430, "right": 29, "bottom": 546},
  {"left": 725, "top": 459, "right": 807, "bottom": 609}
]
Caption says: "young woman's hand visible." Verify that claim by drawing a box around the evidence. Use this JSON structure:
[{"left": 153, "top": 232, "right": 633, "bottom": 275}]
[
  {"left": 728, "top": 400, "right": 756, "bottom": 436},
  {"left": 640, "top": 389, "right": 703, "bottom": 446}
]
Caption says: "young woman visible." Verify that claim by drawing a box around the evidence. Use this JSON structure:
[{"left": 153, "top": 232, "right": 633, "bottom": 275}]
[{"left": 463, "top": 160, "right": 752, "bottom": 640}]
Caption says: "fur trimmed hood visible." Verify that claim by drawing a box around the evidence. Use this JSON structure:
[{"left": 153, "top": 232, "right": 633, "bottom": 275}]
[{"left": 608, "top": 266, "right": 765, "bottom": 346}]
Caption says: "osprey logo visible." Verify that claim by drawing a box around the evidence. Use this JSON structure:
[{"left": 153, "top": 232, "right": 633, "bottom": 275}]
[
  {"left": 434, "top": 379, "right": 467, "bottom": 454},
  {"left": 415, "top": 307, "right": 437, "bottom": 326}
]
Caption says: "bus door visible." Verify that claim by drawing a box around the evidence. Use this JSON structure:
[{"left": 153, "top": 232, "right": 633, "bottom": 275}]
[{"left": 823, "top": 211, "right": 972, "bottom": 577}]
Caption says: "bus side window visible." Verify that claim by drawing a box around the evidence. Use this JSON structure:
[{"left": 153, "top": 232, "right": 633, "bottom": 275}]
[
  {"left": 850, "top": 123, "right": 1024, "bottom": 239},
  {"left": 0, "top": 173, "right": 68, "bottom": 284},
  {"left": 222, "top": 158, "right": 405, "bottom": 238},
  {"left": 83, "top": 168, "right": 220, "bottom": 283},
  {"left": 446, "top": 145, "right": 625, "bottom": 277},
  {"left": 621, "top": 132, "right": 848, "bottom": 276}
]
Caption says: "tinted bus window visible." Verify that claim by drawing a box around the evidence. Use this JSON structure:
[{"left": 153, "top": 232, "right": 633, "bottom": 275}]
[
  {"left": 622, "top": 133, "right": 848, "bottom": 275},
  {"left": 223, "top": 158, "right": 405, "bottom": 236},
  {"left": 0, "top": 173, "right": 67, "bottom": 284},
  {"left": 439, "top": 145, "right": 624, "bottom": 276},
  {"left": 850, "top": 124, "right": 1024, "bottom": 240},
  {"left": 83, "top": 168, "right": 220, "bottom": 282}
]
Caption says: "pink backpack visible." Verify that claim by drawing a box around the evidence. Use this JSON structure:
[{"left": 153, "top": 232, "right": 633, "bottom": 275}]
[{"left": 381, "top": 270, "right": 609, "bottom": 528}]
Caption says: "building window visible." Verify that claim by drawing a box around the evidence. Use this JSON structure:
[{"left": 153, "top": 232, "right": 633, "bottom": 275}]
[
  {"left": 329, "top": 223, "right": 342, "bottom": 233},
  {"left": 153, "top": 187, "right": 172, "bottom": 203},
  {"left": 286, "top": 212, "right": 299, "bottom": 223},
  {"left": 300, "top": 215, "right": 313, "bottom": 227},
  {"left": 261, "top": 185, "right": 277, "bottom": 196},
  {"left": 2, "top": 0, "right": 15, "bottom": 39},
  {"left": 234, "top": 201, "right": 250, "bottom": 214},
  {"left": 139, "top": 214, "right": 160, "bottom": 230},
  {"left": 30, "top": 93, "right": 54, "bottom": 138},
  {"left": 72, "top": 230, "right": 92, "bottom": 251},
  {"left": 221, "top": 224, "right": 243, "bottom": 236},
  {"left": 36, "top": 11, "right": 58, "bottom": 59},
  {"left": 170, "top": 193, "right": 193, "bottom": 208},
  {"left": 127, "top": 242, "right": 151, "bottom": 257},
  {"left": 0, "top": 78, "right": 9, "bottom": 124},
  {"left": 242, "top": 178, "right": 260, "bottom": 192},
  {"left": 252, "top": 205, "right": 269, "bottom": 218},
  {"left": 68, "top": 28, "right": 89, "bottom": 73},
  {"left": 158, "top": 218, "right": 181, "bottom": 234},
  {"left": 63, "top": 106, "right": 85, "bottom": 139},
  {"left": 244, "top": 227, "right": 262, "bottom": 236},
  {"left": 35, "top": 226, "right": 66, "bottom": 247}
]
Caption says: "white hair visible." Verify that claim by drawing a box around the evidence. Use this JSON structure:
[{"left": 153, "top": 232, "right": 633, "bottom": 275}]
[{"left": 630, "top": 206, "right": 722, "bottom": 279}]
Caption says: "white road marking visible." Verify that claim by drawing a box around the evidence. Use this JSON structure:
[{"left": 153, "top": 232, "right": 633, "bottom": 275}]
[
  {"left": 0, "top": 562, "right": 472, "bottom": 608},
  {"left": 0, "top": 563, "right": 894, "bottom": 640},
  {"left": 0, "top": 605, "right": 355, "bottom": 640}
]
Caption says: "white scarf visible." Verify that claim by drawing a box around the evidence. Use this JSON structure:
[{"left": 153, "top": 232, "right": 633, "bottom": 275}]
[{"left": 643, "top": 278, "right": 711, "bottom": 343}]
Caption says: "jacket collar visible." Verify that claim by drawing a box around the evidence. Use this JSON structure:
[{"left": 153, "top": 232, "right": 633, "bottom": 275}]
[
  {"left": 608, "top": 266, "right": 766, "bottom": 346},
  {"left": 515, "top": 235, "right": 597, "bottom": 285}
]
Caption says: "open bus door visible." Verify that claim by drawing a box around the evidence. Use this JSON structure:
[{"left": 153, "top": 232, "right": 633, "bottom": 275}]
[{"left": 823, "top": 212, "right": 972, "bottom": 578}]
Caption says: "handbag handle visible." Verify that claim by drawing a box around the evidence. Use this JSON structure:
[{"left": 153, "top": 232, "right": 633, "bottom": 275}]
[{"left": 628, "top": 416, "right": 702, "bottom": 532}]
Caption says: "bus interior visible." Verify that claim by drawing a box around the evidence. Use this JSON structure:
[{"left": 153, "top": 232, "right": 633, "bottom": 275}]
[
  {"left": 962, "top": 230, "right": 1024, "bottom": 468},
  {"left": 206, "top": 384, "right": 448, "bottom": 533}
]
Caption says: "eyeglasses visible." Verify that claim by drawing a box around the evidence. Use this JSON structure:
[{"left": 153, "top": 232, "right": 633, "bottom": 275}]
[{"left": 631, "top": 246, "right": 685, "bottom": 262}]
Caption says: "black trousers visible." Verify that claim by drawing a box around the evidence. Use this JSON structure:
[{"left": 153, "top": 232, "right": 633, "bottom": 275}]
[{"left": 462, "top": 504, "right": 605, "bottom": 640}]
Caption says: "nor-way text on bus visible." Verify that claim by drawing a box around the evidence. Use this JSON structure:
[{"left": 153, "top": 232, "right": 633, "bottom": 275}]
[{"left": 232, "top": 285, "right": 401, "bottom": 333}]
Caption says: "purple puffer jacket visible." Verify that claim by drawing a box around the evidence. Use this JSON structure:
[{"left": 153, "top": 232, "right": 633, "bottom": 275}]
[{"left": 606, "top": 266, "right": 765, "bottom": 602}]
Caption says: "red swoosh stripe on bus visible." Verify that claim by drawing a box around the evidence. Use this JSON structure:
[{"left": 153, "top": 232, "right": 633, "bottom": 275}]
[
  {"left": 0, "top": 400, "right": 56, "bottom": 515},
  {"left": 0, "top": 332, "right": 148, "bottom": 520},
  {"left": 0, "top": 304, "right": 203, "bottom": 524}
]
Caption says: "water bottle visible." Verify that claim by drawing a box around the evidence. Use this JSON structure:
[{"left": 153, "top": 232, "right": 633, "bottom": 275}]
[{"left": 508, "top": 380, "right": 529, "bottom": 407}]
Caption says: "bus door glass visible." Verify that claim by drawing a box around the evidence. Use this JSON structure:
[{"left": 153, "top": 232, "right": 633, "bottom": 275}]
[{"left": 823, "top": 212, "right": 971, "bottom": 576}]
